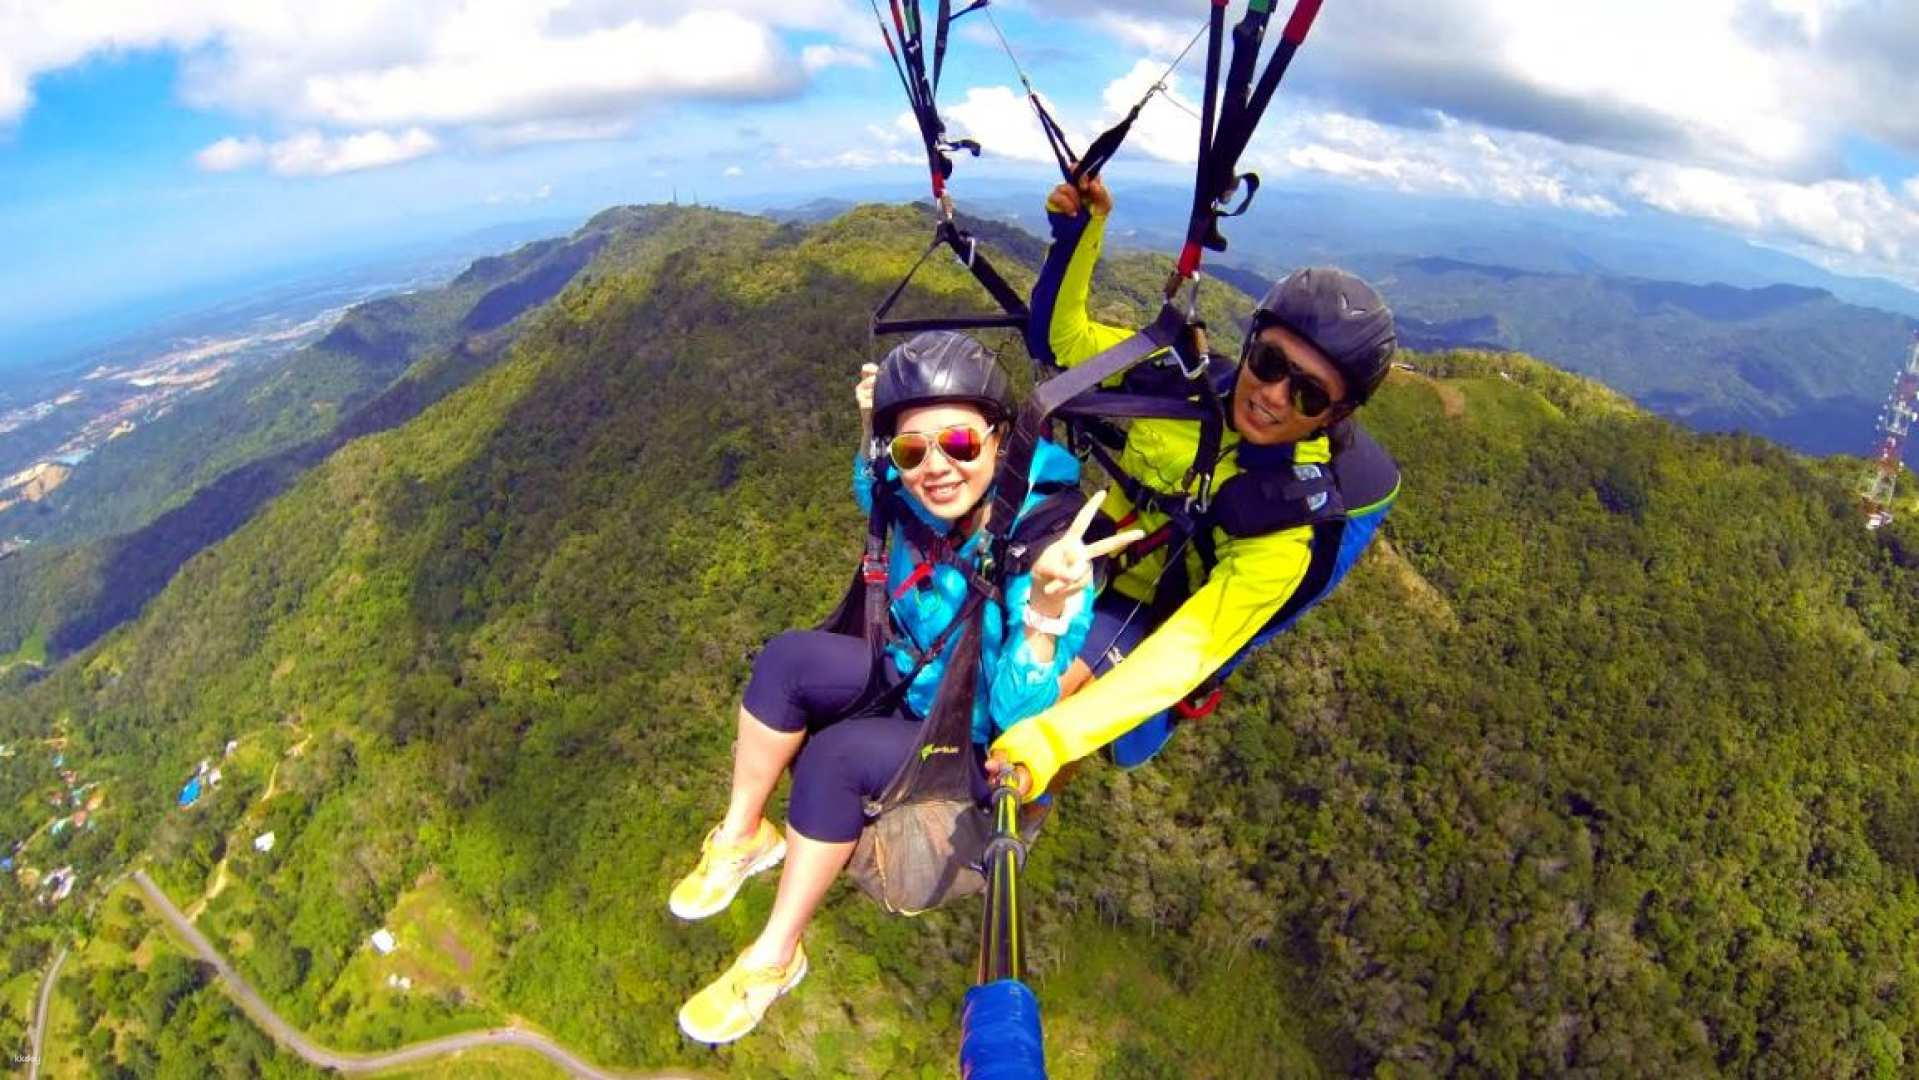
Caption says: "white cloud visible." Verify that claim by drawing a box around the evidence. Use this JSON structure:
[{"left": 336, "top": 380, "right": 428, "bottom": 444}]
[
  {"left": 0, "top": 3, "right": 870, "bottom": 131},
  {"left": 195, "top": 135, "right": 266, "bottom": 172},
  {"left": 1627, "top": 167, "right": 1919, "bottom": 264},
  {"left": 1226, "top": 98, "right": 1919, "bottom": 275},
  {"left": 1479, "top": 1, "right": 1810, "bottom": 170},
  {"left": 1071, "top": 67, "right": 1629, "bottom": 218},
  {"left": 1023, "top": 2, "right": 1919, "bottom": 280},
  {"left": 267, "top": 128, "right": 440, "bottom": 176},
  {"left": 281, "top": 12, "right": 798, "bottom": 128},
  {"left": 0, "top": 60, "right": 26, "bottom": 120},
  {"left": 802, "top": 44, "right": 872, "bottom": 75},
  {"left": 1102, "top": 14, "right": 1208, "bottom": 58},
  {"left": 1095, "top": 59, "right": 1202, "bottom": 166},
  {"left": 1261, "top": 107, "right": 1625, "bottom": 215},
  {"left": 1051, "top": 0, "right": 1914, "bottom": 175},
  {"left": 469, "top": 118, "right": 633, "bottom": 150},
  {"left": 779, "top": 145, "right": 918, "bottom": 170},
  {"left": 762, "top": 114, "right": 930, "bottom": 170},
  {"left": 1625, "top": 167, "right": 1765, "bottom": 231},
  {"left": 945, "top": 85, "right": 1085, "bottom": 167},
  {"left": 195, "top": 128, "right": 439, "bottom": 176},
  {"left": 723, "top": 165, "right": 744, "bottom": 177}
]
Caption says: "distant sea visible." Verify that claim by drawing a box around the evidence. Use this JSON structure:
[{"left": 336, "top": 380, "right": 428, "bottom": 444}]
[{"left": 0, "top": 347, "right": 97, "bottom": 406}]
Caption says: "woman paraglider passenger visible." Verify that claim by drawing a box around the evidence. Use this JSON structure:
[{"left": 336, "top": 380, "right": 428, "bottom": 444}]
[{"left": 671, "top": 331, "right": 1138, "bottom": 1045}]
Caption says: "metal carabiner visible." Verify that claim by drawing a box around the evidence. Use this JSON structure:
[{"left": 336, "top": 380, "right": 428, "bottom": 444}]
[
  {"left": 1172, "top": 320, "right": 1211, "bottom": 381},
  {"left": 1185, "top": 470, "right": 1214, "bottom": 515},
  {"left": 1172, "top": 342, "right": 1207, "bottom": 381}
]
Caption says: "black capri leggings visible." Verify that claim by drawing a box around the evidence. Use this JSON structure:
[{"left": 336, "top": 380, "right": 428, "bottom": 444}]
[{"left": 742, "top": 629, "right": 984, "bottom": 843}]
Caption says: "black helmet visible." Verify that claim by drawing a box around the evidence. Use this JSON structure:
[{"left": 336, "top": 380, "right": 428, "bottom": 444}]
[
  {"left": 1252, "top": 268, "right": 1396, "bottom": 405},
  {"left": 871, "top": 331, "right": 1013, "bottom": 436}
]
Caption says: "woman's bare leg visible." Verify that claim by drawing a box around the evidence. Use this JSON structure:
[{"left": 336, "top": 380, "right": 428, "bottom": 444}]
[
  {"left": 741, "top": 827, "right": 856, "bottom": 968},
  {"left": 718, "top": 706, "right": 805, "bottom": 843}
]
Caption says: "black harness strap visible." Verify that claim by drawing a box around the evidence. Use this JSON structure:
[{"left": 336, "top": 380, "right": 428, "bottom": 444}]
[
  {"left": 873, "top": 219, "right": 1029, "bottom": 336},
  {"left": 866, "top": 2, "right": 1030, "bottom": 338},
  {"left": 932, "top": 0, "right": 955, "bottom": 91},
  {"left": 1067, "top": 104, "right": 1142, "bottom": 186},
  {"left": 858, "top": 580, "right": 992, "bottom": 722},
  {"left": 1052, "top": 394, "right": 1214, "bottom": 427},
  {"left": 1175, "top": 0, "right": 1324, "bottom": 279},
  {"left": 821, "top": 478, "right": 999, "bottom": 722},
  {"left": 986, "top": 303, "right": 1190, "bottom": 556},
  {"left": 1035, "top": 101, "right": 1079, "bottom": 181}
]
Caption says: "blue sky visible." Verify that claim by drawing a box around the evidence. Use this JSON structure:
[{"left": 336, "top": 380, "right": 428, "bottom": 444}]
[{"left": 3, "top": 1, "right": 1917, "bottom": 365}]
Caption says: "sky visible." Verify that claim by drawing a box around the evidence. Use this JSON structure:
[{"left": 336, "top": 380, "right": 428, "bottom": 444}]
[{"left": 2, "top": 0, "right": 1917, "bottom": 360}]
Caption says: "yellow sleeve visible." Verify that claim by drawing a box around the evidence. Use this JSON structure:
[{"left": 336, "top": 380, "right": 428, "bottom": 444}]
[
  {"left": 990, "top": 523, "right": 1315, "bottom": 797},
  {"left": 1048, "top": 211, "right": 1135, "bottom": 368}
]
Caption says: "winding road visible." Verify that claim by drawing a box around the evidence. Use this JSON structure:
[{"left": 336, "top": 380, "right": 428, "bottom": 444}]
[
  {"left": 27, "top": 946, "right": 66, "bottom": 1080},
  {"left": 132, "top": 872, "right": 689, "bottom": 1079}
]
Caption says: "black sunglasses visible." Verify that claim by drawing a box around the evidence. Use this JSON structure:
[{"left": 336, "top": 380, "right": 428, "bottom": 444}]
[{"left": 1243, "top": 339, "right": 1340, "bottom": 419}]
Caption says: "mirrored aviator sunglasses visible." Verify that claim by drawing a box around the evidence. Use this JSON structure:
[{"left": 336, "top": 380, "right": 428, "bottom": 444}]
[
  {"left": 1245, "top": 340, "right": 1337, "bottom": 419},
  {"left": 888, "top": 424, "right": 989, "bottom": 471}
]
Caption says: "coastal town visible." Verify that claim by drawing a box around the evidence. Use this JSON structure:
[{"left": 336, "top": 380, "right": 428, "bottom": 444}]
[{"left": 0, "top": 305, "right": 348, "bottom": 520}]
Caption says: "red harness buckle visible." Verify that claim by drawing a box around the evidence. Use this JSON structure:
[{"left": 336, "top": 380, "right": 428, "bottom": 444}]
[
  {"left": 892, "top": 561, "right": 934, "bottom": 600},
  {"left": 861, "top": 556, "right": 887, "bottom": 584},
  {"left": 1175, "top": 686, "right": 1223, "bottom": 720}
]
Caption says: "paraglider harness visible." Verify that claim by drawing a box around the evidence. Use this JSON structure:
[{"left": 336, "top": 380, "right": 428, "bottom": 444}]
[
  {"left": 815, "top": 464, "right": 1088, "bottom": 915},
  {"left": 846, "top": 2, "right": 1332, "bottom": 1074},
  {"left": 1061, "top": 353, "right": 1355, "bottom": 720},
  {"left": 1004, "top": 0, "right": 1336, "bottom": 720},
  {"left": 840, "top": 0, "right": 1333, "bottom": 904}
]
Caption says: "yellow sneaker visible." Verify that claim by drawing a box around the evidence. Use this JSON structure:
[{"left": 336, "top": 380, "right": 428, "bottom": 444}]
[
  {"left": 677, "top": 944, "right": 809, "bottom": 1045},
  {"left": 668, "top": 818, "right": 786, "bottom": 920}
]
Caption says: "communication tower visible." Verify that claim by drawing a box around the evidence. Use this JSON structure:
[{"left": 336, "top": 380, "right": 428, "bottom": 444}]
[{"left": 1862, "top": 330, "right": 1919, "bottom": 530}]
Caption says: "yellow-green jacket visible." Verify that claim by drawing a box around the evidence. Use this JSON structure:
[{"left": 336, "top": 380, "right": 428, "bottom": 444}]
[{"left": 990, "top": 206, "right": 1399, "bottom": 796}]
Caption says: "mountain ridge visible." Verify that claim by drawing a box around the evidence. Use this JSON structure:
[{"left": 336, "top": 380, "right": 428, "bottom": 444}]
[{"left": 0, "top": 208, "right": 766, "bottom": 666}]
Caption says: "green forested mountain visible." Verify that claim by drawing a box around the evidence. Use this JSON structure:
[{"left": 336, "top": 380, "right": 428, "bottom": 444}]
[
  {"left": 1348, "top": 256, "right": 1918, "bottom": 459},
  {"left": 1210, "top": 253, "right": 1918, "bottom": 462},
  {"left": 1, "top": 203, "right": 1917, "bottom": 1077},
  {"left": 0, "top": 210, "right": 698, "bottom": 668}
]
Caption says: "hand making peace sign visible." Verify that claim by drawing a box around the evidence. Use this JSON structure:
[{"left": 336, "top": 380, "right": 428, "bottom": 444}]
[{"left": 1027, "top": 489, "right": 1144, "bottom": 614}]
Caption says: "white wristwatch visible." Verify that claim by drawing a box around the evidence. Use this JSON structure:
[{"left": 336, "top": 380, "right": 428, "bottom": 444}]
[{"left": 1023, "top": 591, "right": 1084, "bottom": 635}]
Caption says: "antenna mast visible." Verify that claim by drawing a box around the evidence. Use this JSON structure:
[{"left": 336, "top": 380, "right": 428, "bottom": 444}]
[{"left": 1862, "top": 330, "right": 1919, "bottom": 530}]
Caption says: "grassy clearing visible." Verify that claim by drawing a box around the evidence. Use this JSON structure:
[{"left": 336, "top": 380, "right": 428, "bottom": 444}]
[
  {"left": 1453, "top": 375, "right": 1566, "bottom": 427},
  {"left": 382, "top": 869, "right": 500, "bottom": 992},
  {"left": 308, "top": 869, "right": 507, "bottom": 1051},
  {"left": 0, "top": 626, "right": 46, "bottom": 672}
]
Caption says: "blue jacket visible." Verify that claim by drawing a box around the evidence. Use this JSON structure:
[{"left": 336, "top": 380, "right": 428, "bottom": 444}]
[{"left": 853, "top": 439, "right": 1095, "bottom": 744}]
